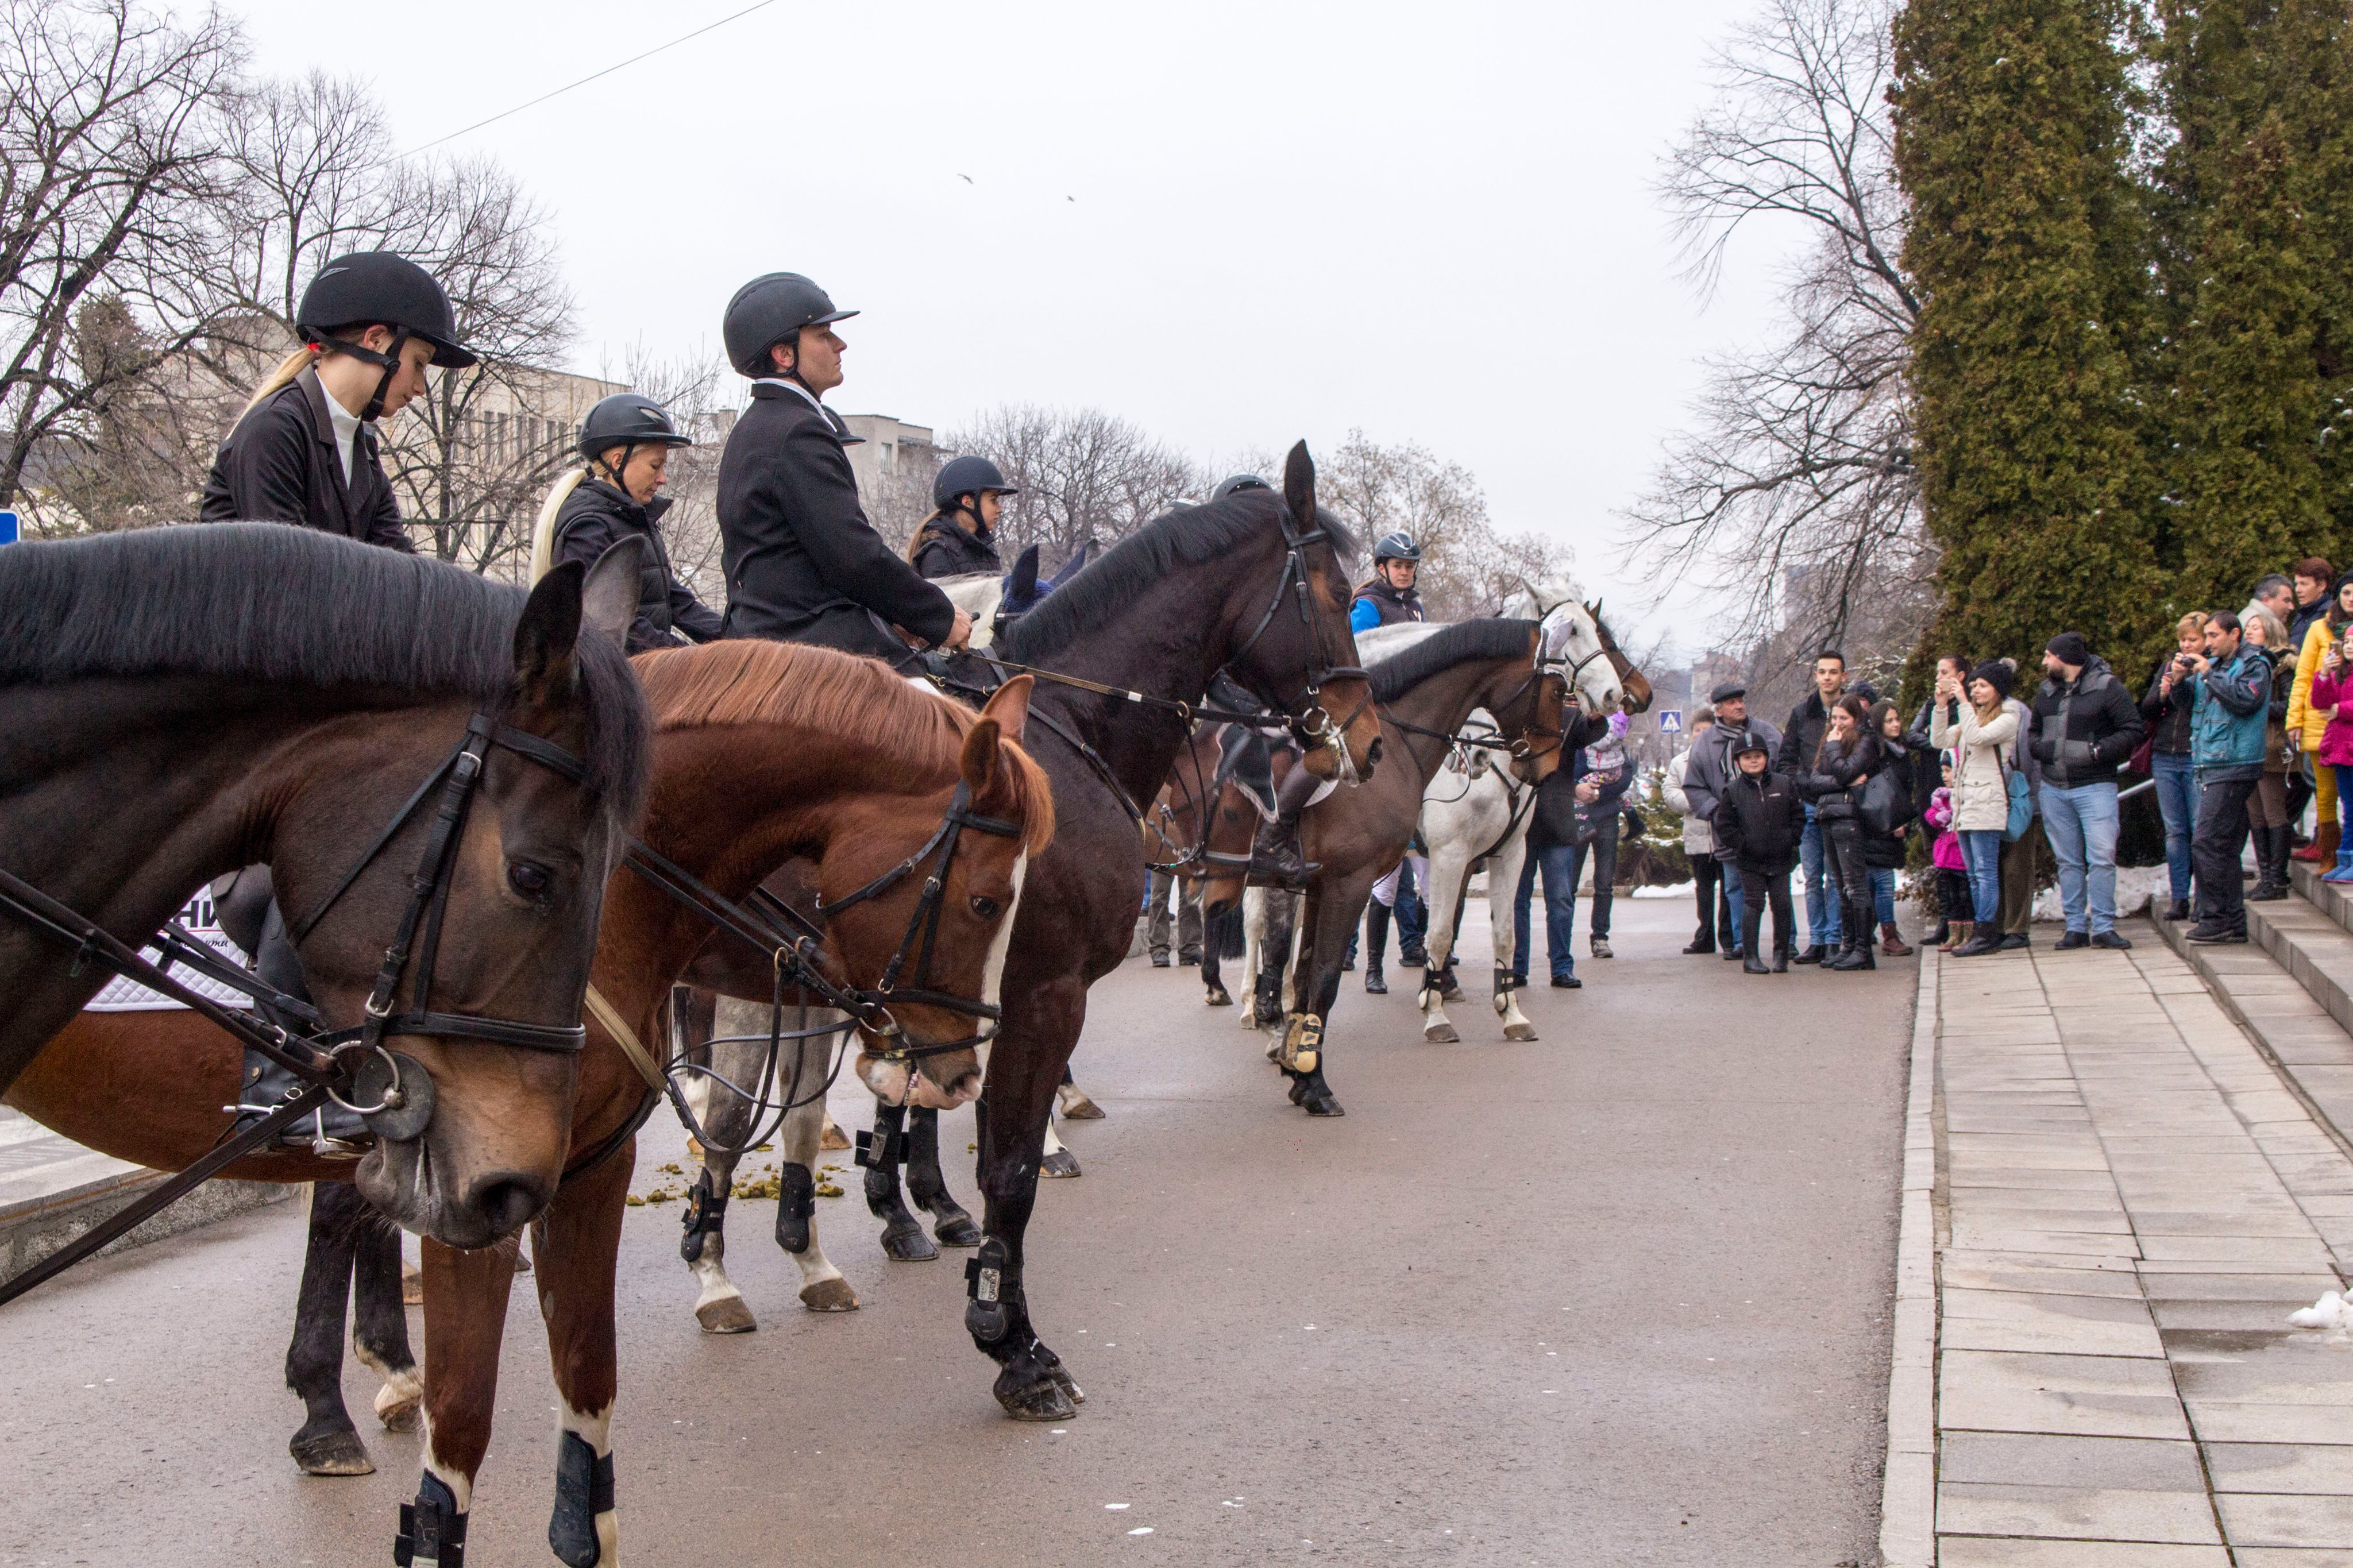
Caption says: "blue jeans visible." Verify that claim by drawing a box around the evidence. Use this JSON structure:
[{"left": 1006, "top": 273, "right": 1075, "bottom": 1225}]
[
  {"left": 1959, "top": 829, "right": 2004, "bottom": 924},
  {"left": 1511, "top": 841, "right": 1581, "bottom": 980},
  {"left": 1870, "top": 866, "right": 1896, "bottom": 925},
  {"left": 1722, "top": 856, "right": 1746, "bottom": 948},
  {"left": 2150, "top": 752, "right": 2200, "bottom": 904},
  {"left": 1800, "top": 809, "right": 1842, "bottom": 948},
  {"left": 2039, "top": 781, "right": 2121, "bottom": 933}
]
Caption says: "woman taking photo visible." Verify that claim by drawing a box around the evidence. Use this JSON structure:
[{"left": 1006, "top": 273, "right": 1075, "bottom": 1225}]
[
  {"left": 2142, "top": 613, "right": 2209, "bottom": 921},
  {"left": 1933, "top": 662, "right": 2021, "bottom": 959},
  {"left": 2289, "top": 575, "right": 2353, "bottom": 869},
  {"left": 1868, "top": 701, "right": 1920, "bottom": 956},
  {"left": 1796, "top": 693, "right": 1883, "bottom": 971},
  {"left": 2243, "top": 608, "right": 2296, "bottom": 901}
]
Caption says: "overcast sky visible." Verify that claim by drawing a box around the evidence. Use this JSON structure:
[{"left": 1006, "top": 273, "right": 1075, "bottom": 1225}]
[{"left": 225, "top": 0, "right": 1795, "bottom": 633}]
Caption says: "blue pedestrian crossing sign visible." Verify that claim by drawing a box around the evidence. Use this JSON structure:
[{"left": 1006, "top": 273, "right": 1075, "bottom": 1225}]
[
  {"left": 0, "top": 511, "right": 16, "bottom": 546},
  {"left": 1658, "top": 709, "right": 1683, "bottom": 735}
]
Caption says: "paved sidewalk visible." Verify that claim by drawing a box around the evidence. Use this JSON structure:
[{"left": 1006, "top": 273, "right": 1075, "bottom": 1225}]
[{"left": 1931, "top": 933, "right": 2353, "bottom": 1565}]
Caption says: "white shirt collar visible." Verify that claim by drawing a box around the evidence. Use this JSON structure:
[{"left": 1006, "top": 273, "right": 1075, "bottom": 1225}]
[
  {"left": 752, "top": 376, "right": 824, "bottom": 412},
  {"left": 321, "top": 387, "right": 364, "bottom": 486}
]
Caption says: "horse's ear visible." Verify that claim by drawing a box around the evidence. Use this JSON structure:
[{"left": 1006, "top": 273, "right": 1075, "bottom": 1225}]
[
  {"left": 979, "top": 673, "right": 1032, "bottom": 745},
  {"left": 959, "top": 716, "right": 1002, "bottom": 797},
  {"left": 1586, "top": 597, "right": 1604, "bottom": 623},
  {"left": 1282, "top": 441, "right": 1316, "bottom": 535},
  {"left": 1050, "top": 539, "right": 1091, "bottom": 588},
  {"left": 1008, "top": 544, "right": 1041, "bottom": 604},
  {"left": 581, "top": 537, "right": 647, "bottom": 646},
  {"left": 514, "top": 559, "right": 586, "bottom": 694}
]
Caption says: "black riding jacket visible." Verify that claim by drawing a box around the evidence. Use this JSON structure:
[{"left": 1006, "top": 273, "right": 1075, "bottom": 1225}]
[
  {"left": 199, "top": 368, "right": 411, "bottom": 551},
  {"left": 716, "top": 383, "right": 955, "bottom": 652},
  {"left": 909, "top": 515, "right": 1004, "bottom": 580},
  {"left": 551, "top": 477, "right": 724, "bottom": 654}
]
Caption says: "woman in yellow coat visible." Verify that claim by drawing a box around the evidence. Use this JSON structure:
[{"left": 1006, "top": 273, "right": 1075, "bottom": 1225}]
[{"left": 2287, "top": 575, "right": 2353, "bottom": 867}]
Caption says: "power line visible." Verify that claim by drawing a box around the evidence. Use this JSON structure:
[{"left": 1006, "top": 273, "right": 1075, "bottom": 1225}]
[{"left": 387, "top": 0, "right": 780, "bottom": 164}]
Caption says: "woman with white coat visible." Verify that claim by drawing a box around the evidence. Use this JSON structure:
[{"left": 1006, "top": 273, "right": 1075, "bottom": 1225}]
[{"left": 1932, "top": 661, "right": 2022, "bottom": 957}]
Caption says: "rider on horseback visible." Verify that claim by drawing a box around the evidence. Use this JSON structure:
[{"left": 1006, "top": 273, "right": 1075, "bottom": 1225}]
[
  {"left": 1352, "top": 531, "right": 1426, "bottom": 631},
  {"left": 538, "top": 394, "right": 723, "bottom": 654},
  {"left": 715, "top": 272, "right": 972, "bottom": 670},
  {"left": 201, "top": 251, "right": 476, "bottom": 1149},
  {"left": 908, "top": 455, "right": 1017, "bottom": 579}
]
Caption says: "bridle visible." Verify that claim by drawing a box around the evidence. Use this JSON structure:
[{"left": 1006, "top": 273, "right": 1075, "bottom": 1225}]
[
  {"left": 1213, "top": 511, "right": 1372, "bottom": 759},
  {"left": 0, "top": 710, "right": 598, "bottom": 1306}
]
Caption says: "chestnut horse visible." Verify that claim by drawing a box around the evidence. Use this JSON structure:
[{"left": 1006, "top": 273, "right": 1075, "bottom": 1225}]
[
  {"left": 0, "top": 524, "right": 651, "bottom": 1248},
  {"left": 16, "top": 642, "right": 1048, "bottom": 1558}
]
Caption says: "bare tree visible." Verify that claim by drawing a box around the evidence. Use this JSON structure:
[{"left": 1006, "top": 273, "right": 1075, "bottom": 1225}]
[
  {"left": 0, "top": 0, "right": 242, "bottom": 513},
  {"left": 1623, "top": 0, "right": 1930, "bottom": 658},
  {"left": 944, "top": 404, "right": 1205, "bottom": 567},
  {"left": 1316, "top": 428, "right": 1571, "bottom": 618}
]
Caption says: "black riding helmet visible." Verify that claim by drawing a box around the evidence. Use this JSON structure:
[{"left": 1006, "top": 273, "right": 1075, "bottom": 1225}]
[
  {"left": 578, "top": 393, "right": 692, "bottom": 488},
  {"left": 723, "top": 272, "right": 858, "bottom": 379},
  {"left": 1212, "top": 473, "right": 1272, "bottom": 501},
  {"left": 295, "top": 252, "right": 476, "bottom": 422},
  {"left": 1372, "top": 531, "right": 1421, "bottom": 565},
  {"left": 933, "top": 454, "right": 1019, "bottom": 513}
]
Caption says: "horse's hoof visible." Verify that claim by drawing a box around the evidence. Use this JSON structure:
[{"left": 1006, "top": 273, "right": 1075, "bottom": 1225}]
[
  {"left": 1039, "top": 1148, "right": 1082, "bottom": 1179},
  {"left": 373, "top": 1372, "right": 423, "bottom": 1432},
  {"left": 696, "top": 1293, "right": 759, "bottom": 1334},
  {"left": 881, "top": 1223, "right": 941, "bottom": 1261},
  {"left": 291, "top": 1427, "right": 373, "bottom": 1477},
  {"left": 799, "top": 1276, "right": 860, "bottom": 1312},
  {"left": 1423, "top": 1021, "right": 1460, "bottom": 1044},
  {"left": 1302, "top": 1088, "right": 1346, "bottom": 1117},
  {"left": 994, "top": 1369, "right": 1080, "bottom": 1422},
  {"left": 1058, "top": 1091, "right": 1106, "bottom": 1120},
  {"left": 400, "top": 1260, "right": 422, "bottom": 1306},
  {"left": 933, "top": 1214, "right": 985, "bottom": 1246},
  {"left": 1503, "top": 1022, "right": 1538, "bottom": 1042},
  {"left": 820, "top": 1116, "right": 851, "bottom": 1152},
  {"left": 1205, "top": 985, "right": 1233, "bottom": 1007}
]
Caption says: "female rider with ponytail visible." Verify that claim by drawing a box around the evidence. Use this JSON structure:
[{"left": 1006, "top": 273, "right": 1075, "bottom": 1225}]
[
  {"left": 531, "top": 394, "right": 724, "bottom": 653},
  {"left": 200, "top": 251, "right": 475, "bottom": 544}
]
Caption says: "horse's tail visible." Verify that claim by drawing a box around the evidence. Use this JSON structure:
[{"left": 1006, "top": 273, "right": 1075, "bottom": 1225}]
[{"left": 527, "top": 467, "right": 589, "bottom": 585}]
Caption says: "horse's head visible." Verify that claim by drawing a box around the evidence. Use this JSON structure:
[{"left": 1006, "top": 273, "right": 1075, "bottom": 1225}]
[
  {"left": 1584, "top": 597, "right": 1653, "bottom": 715},
  {"left": 1220, "top": 443, "right": 1382, "bottom": 784},
  {"left": 1516, "top": 585, "right": 1624, "bottom": 719},
  {"left": 1483, "top": 623, "right": 1572, "bottom": 785},
  {"left": 837, "top": 677, "right": 1051, "bottom": 1111},
  {"left": 313, "top": 544, "right": 653, "bottom": 1249}
]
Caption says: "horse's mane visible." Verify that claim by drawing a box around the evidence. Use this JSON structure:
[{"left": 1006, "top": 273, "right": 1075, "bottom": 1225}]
[
  {"left": 0, "top": 523, "right": 649, "bottom": 820},
  {"left": 1367, "top": 618, "right": 1538, "bottom": 704},
  {"left": 630, "top": 640, "right": 1055, "bottom": 854},
  {"left": 998, "top": 492, "right": 1360, "bottom": 663}
]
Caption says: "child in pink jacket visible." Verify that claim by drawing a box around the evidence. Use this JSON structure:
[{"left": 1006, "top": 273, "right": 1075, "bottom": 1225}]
[
  {"left": 1926, "top": 755, "right": 1972, "bottom": 943},
  {"left": 2308, "top": 627, "right": 2353, "bottom": 882}
]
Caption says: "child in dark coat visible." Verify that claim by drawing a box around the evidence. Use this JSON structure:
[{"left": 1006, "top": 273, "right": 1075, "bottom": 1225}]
[{"left": 1709, "top": 733, "right": 1804, "bottom": 974}]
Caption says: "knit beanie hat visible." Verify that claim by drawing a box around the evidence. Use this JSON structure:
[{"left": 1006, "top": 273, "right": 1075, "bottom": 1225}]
[
  {"left": 2046, "top": 631, "right": 2089, "bottom": 667},
  {"left": 1971, "top": 659, "right": 2016, "bottom": 701}
]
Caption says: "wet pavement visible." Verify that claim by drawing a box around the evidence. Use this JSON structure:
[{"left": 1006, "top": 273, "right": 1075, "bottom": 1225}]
[{"left": 0, "top": 893, "right": 1911, "bottom": 1566}]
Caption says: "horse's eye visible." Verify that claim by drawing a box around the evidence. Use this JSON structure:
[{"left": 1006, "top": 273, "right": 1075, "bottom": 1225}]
[
  {"left": 508, "top": 860, "right": 552, "bottom": 898},
  {"left": 970, "top": 895, "right": 1003, "bottom": 921}
]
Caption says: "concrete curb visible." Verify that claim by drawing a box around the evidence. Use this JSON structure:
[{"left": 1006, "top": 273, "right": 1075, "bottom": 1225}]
[
  {"left": 1, "top": 1167, "right": 294, "bottom": 1280},
  {"left": 1878, "top": 941, "right": 1938, "bottom": 1568}
]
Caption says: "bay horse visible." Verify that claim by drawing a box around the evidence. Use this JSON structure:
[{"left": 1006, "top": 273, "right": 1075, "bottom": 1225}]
[
  {"left": 1208, "top": 616, "right": 1583, "bottom": 1116},
  {"left": 14, "top": 643, "right": 1050, "bottom": 1558},
  {"left": 844, "top": 443, "right": 1380, "bottom": 1422},
  {"left": 0, "top": 524, "right": 652, "bottom": 1248}
]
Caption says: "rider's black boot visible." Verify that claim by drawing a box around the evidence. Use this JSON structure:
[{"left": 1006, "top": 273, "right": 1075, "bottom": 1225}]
[{"left": 1245, "top": 767, "right": 1321, "bottom": 889}]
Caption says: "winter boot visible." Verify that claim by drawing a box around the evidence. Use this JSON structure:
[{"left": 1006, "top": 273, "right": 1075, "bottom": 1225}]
[
  {"left": 1245, "top": 767, "right": 1320, "bottom": 888},
  {"left": 2249, "top": 826, "right": 2290, "bottom": 901},
  {"left": 2325, "top": 834, "right": 2353, "bottom": 885},
  {"left": 1927, "top": 916, "right": 1951, "bottom": 948},
  {"left": 2297, "top": 820, "right": 2335, "bottom": 864},
  {"left": 1880, "top": 921, "right": 1913, "bottom": 957},
  {"left": 1362, "top": 899, "right": 1392, "bottom": 979},
  {"left": 1940, "top": 919, "right": 1972, "bottom": 953}
]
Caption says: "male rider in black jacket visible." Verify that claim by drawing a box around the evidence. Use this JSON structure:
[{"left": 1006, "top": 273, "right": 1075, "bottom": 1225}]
[{"left": 715, "top": 273, "right": 970, "bottom": 668}]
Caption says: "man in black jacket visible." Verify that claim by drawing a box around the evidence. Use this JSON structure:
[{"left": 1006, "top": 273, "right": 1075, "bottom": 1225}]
[
  {"left": 715, "top": 272, "right": 969, "bottom": 667},
  {"left": 1776, "top": 651, "right": 1878, "bottom": 963},
  {"left": 2027, "top": 631, "right": 2145, "bottom": 949}
]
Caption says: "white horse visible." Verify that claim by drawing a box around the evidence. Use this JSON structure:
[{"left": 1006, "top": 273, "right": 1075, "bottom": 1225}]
[{"left": 1353, "top": 583, "right": 1630, "bottom": 1043}]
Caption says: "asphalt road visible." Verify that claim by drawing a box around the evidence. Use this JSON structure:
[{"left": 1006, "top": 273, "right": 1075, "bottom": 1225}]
[{"left": 0, "top": 891, "right": 1910, "bottom": 1567}]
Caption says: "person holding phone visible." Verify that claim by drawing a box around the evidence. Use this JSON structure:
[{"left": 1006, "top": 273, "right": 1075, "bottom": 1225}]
[
  {"left": 2308, "top": 626, "right": 2353, "bottom": 882},
  {"left": 1933, "top": 662, "right": 2020, "bottom": 957},
  {"left": 2142, "top": 614, "right": 2211, "bottom": 920},
  {"left": 2180, "top": 611, "right": 2274, "bottom": 943},
  {"left": 2288, "top": 576, "right": 2353, "bottom": 868}
]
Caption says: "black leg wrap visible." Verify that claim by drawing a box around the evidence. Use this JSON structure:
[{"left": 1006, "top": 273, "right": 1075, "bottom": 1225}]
[
  {"left": 1493, "top": 967, "right": 1514, "bottom": 995},
  {"left": 774, "top": 1162, "right": 815, "bottom": 1254},
  {"left": 548, "top": 1429, "right": 616, "bottom": 1568},
  {"left": 395, "top": 1473, "right": 466, "bottom": 1567},
  {"left": 854, "top": 1126, "right": 905, "bottom": 1172},
  {"left": 678, "top": 1171, "right": 728, "bottom": 1264},
  {"left": 964, "top": 1237, "right": 1017, "bottom": 1351}
]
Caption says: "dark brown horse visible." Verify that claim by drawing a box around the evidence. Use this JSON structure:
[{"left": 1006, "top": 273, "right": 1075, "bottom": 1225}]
[
  {"left": 15, "top": 644, "right": 1050, "bottom": 1556},
  {"left": 0, "top": 524, "right": 652, "bottom": 1246},
  {"left": 1224, "top": 618, "right": 1571, "bottom": 1115}
]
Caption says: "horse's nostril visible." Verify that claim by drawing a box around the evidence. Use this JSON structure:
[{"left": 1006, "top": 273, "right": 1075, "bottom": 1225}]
[
  {"left": 466, "top": 1172, "right": 550, "bottom": 1237},
  {"left": 1367, "top": 738, "right": 1383, "bottom": 764}
]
